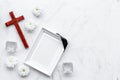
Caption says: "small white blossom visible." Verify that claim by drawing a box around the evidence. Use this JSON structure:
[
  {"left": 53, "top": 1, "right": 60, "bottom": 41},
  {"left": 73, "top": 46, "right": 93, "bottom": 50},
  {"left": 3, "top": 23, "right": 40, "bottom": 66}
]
[
  {"left": 25, "top": 20, "right": 37, "bottom": 32},
  {"left": 32, "top": 7, "right": 41, "bottom": 17},
  {"left": 5, "top": 56, "right": 18, "bottom": 69},
  {"left": 17, "top": 64, "right": 30, "bottom": 77}
]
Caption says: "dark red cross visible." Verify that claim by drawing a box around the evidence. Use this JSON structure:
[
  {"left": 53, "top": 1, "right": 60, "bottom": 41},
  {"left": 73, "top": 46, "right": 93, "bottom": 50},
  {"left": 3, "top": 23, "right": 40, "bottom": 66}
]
[{"left": 5, "top": 11, "right": 29, "bottom": 48}]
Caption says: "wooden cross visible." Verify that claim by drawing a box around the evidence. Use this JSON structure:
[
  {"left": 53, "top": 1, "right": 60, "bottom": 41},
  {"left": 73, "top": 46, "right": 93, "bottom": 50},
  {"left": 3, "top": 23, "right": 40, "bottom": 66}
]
[{"left": 5, "top": 11, "right": 29, "bottom": 48}]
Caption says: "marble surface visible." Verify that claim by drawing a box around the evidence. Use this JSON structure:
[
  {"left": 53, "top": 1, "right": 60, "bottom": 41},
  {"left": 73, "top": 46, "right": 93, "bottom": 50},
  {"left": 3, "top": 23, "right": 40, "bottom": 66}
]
[{"left": 0, "top": 0, "right": 120, "bottom": 80}]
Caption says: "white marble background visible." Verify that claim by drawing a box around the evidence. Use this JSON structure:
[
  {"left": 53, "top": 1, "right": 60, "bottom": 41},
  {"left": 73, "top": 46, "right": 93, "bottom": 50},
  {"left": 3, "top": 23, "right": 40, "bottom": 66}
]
[{"left": 0, "top": 0, "right": 120, "bottom": 80}]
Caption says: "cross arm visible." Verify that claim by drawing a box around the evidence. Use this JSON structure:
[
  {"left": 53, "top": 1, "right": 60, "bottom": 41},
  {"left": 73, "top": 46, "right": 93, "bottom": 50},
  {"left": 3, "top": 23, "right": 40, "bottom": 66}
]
[
  {"left": 17, "top": 16, "right": 24, "bottom": 22},
  {"left": 5, "top": 20, "right": 14, "bottom": 26}
]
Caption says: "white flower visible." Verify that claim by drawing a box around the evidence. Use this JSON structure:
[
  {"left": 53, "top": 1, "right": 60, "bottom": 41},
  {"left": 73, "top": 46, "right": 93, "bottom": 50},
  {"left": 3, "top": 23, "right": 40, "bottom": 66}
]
[
  {"left": 17, "top": 64, "right": 30, "bottom": 77},
  {"left": 25, "top": 20, "right": 37, "bottom": 32},
  {"left": 32, "top": 7, "right": 41, "bottom": 17},
  {"left": 5, "top": 56, "right": 18, "bottom": 69}
]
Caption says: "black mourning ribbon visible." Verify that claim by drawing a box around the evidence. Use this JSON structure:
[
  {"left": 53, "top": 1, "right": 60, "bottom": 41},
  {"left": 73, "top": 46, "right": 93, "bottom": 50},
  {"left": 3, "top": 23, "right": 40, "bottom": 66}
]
[{"left": 56, "top": 33, "right": 68, "bottom": 50}]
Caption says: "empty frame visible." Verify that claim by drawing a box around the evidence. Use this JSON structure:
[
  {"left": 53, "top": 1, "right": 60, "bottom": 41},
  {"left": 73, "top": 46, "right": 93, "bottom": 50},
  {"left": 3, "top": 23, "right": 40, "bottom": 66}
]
[{"left": 25, "top": 28, "right": 68, "bottom": 76}]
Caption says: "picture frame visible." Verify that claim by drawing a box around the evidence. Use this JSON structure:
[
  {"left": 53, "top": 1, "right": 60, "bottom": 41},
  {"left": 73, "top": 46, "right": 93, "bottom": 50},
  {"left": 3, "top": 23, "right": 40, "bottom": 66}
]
[{"left": 25, "top": 28, "right": 68, "bottom": 76}]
